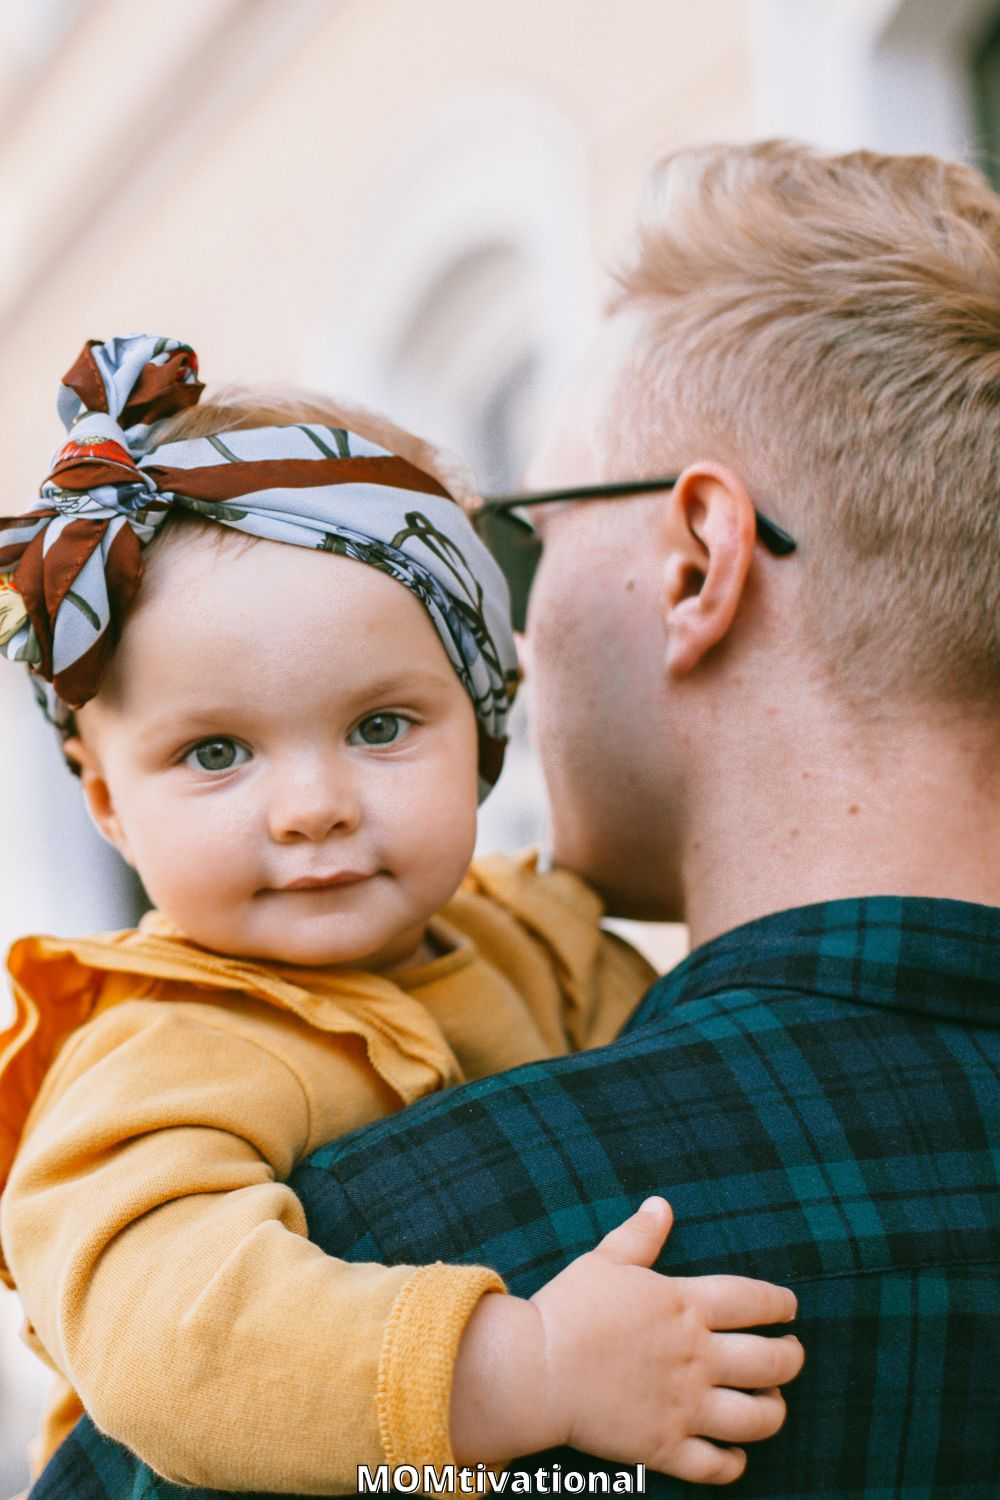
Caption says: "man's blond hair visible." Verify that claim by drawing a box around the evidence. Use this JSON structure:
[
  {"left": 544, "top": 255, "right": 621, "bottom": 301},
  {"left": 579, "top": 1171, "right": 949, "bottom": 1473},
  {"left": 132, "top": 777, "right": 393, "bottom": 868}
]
[{"left": 605, "top": 139, "right": 1000, "bottom": 708}]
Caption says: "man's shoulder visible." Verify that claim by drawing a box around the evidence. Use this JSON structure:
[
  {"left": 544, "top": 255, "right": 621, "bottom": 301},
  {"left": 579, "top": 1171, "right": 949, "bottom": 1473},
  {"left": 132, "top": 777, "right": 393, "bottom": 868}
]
[{"left": 295, "top": 896, "right": 999, "bottom": 1290}]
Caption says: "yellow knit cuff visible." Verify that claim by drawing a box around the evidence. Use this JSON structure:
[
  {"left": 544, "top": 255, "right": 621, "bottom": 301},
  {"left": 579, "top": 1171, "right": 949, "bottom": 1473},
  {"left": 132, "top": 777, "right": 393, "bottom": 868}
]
[{"left": 377, "top": 1262, "right": 507, "bottom": 1470}]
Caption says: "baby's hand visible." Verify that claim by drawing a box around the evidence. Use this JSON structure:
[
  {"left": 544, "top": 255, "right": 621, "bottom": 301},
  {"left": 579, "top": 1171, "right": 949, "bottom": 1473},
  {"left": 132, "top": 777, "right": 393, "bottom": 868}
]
[
  {"left": 531, "top": 1197, "right": 803, "bottom": 1484},
  {"left": 451, "top": 1198, "right": 803, "bottom": 1485}
]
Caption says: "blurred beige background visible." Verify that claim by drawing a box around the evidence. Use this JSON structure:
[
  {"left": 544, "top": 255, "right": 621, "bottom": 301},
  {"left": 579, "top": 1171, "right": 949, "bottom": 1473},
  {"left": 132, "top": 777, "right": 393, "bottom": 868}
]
[{"left": 1, "top": 0, "right": 998, "bottom": 1490}]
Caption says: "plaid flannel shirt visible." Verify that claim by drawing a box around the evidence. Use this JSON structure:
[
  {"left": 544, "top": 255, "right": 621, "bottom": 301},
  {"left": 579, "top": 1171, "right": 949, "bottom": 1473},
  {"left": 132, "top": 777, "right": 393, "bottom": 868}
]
[{"left": 28, "top": 896, "right": 1000, "bottom": 1500}]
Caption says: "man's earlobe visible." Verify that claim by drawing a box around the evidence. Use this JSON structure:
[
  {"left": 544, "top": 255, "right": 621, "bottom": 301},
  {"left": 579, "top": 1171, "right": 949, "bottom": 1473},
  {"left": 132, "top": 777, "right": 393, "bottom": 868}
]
[
  {"left": 661, "top": 463, "right": 757, "bottom": 678},
  {"left": 62, "top": 734, "right": 136, "bottom": 867}
]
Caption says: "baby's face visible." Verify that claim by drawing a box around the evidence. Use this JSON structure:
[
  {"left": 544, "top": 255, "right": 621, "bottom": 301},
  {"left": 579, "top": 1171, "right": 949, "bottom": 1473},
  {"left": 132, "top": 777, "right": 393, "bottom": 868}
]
[{"left": 71, "top": 533, "right": 480, "bottom": 969}]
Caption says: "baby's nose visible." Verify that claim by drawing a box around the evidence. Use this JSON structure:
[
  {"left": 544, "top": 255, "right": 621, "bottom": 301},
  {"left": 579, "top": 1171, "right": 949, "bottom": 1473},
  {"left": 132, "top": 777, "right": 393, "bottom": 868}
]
[{"left": 267, "top": 762, "right": 361, "bottom": 842}]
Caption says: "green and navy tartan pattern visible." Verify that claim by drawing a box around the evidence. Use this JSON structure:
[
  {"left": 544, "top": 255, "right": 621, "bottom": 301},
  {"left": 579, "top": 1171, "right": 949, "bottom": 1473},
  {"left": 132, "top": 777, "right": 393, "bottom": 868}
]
[{"left": 30, "top": 896, "right": 1000, "bottom": 1499}]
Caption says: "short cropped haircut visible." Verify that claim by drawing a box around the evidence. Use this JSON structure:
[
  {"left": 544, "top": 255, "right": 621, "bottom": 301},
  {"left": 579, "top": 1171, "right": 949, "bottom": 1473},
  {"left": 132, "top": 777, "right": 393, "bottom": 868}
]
[{"left": 605, "top": 139, "right": 1000, "bottom": 710}]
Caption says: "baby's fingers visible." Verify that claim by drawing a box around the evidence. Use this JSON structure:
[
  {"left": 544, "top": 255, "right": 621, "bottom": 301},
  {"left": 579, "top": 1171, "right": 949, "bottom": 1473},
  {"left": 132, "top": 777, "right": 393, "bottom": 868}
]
[
  {"left": 711, "top": 1331, "right": 804, "bottom": 1390},
  {"left": 687, "top": 1273, "right": 798, "bottom": 1329},
  {"left": 668, "top": 1438, "right": 747, "bottom": 1487},
  {"left": 698, "top": 1386, "right": 788, "bottom": 1445},
  {"left": 593, "top": 1196, "right": 674, "bottom": 1268}
]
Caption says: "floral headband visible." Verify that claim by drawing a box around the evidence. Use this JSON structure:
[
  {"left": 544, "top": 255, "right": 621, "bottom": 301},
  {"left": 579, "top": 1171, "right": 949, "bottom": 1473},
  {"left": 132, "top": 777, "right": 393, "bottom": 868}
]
[{"left": 0, "top": 334, "right": 519, "bottom": 795}]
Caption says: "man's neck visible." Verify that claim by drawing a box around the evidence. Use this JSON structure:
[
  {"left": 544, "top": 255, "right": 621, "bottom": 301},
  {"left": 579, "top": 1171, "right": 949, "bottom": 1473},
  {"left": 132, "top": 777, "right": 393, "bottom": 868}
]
[{"left": 679, "top": 705, "right": 1000, "bottom": 950}]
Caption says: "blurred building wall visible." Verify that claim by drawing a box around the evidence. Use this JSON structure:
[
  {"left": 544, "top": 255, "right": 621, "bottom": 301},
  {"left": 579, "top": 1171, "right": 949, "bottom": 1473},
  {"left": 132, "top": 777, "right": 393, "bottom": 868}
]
[{"left": 0, "top": 0, "right": 997, "bottom": 1490}]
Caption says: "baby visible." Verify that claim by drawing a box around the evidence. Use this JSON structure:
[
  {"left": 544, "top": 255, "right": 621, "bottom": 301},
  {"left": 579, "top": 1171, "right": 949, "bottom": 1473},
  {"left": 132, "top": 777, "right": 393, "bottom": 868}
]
[{"left": 0, "top": 335, "right": 802, "bottom": 1495}]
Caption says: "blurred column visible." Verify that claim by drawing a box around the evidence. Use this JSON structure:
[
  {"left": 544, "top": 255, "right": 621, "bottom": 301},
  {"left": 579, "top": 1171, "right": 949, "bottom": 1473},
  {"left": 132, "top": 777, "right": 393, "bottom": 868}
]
[
  {"left": 0, "top": 675, "right": 142, "bottom": 992},
  {"left": 0, "top": 671, "right": 141, "bottom": 1496},
  {"left": 751, "top": 0, "right": 1000, "bottom": 157},
  {"left": 0, "top": 1286, "right": 50, "bottom": 1498}
]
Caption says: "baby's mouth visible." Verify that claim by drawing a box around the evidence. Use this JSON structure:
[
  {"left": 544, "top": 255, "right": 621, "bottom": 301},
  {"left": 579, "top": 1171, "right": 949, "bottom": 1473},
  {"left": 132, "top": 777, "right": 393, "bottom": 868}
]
[{"left": 277, "top": 871, "right": 372, "bottom": 892}]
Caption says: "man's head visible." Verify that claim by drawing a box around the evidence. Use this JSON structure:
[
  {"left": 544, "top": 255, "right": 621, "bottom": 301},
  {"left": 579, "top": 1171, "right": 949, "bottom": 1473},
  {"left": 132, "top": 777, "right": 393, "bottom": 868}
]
[{"left": 525, "top": 140, "right": 1000, "bottom": 922}]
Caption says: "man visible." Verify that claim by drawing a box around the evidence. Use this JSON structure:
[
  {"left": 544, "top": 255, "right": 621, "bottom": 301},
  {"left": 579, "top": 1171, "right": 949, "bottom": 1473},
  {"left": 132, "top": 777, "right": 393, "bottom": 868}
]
[{"left": 32, "top": 140, "right": 1000, "bottom": 1497}]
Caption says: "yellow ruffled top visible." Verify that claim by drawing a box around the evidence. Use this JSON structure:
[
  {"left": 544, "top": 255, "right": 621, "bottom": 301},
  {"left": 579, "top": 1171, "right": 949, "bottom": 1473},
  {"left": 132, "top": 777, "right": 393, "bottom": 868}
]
[{"left": 0, "top": 852, "right": 653, "bottom": 1492}]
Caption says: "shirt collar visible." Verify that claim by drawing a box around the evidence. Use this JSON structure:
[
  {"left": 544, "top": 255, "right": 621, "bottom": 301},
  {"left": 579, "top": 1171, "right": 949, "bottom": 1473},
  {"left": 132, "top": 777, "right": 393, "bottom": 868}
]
[{"left": 637, "top": 896, "right": 1000, "bottom": 1029}]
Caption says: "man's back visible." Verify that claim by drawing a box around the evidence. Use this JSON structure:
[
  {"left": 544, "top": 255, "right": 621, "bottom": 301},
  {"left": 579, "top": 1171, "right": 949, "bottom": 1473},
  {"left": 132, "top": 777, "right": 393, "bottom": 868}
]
[{"left": 38, "top": 895, "right": 1000, "bottom": 1498}]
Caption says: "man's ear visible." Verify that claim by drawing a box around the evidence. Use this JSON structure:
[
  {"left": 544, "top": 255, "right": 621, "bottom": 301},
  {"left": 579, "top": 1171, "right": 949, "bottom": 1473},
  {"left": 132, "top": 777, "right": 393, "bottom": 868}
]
[
  {"left": 660, "top": 462, "right": 757, "bottom": 678},
  {"left": 62, "top": 734, "right": 137, "bottom": 867}
]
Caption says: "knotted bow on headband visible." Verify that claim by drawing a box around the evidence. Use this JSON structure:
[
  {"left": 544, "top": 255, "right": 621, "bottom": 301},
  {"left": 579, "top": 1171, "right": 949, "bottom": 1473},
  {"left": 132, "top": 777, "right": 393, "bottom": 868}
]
[{"left": 0, "top": 334, "right": 519, "bottom": 795}]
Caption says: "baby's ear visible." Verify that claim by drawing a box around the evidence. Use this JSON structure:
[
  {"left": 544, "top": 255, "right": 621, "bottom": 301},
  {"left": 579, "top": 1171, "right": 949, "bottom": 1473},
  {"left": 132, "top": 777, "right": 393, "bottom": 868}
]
[
  {"left": 61, "top": 734, "right": 88, "bottom": 778},
  {"left": 62, "top": 735, "right": 136, "bottom": 867}
]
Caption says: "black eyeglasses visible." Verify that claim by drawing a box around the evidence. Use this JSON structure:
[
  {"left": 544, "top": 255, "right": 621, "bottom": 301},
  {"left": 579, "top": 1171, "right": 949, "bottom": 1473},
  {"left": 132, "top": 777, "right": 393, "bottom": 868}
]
[{"left": 469, "top": 477, "right": 797, "bottom": 630}]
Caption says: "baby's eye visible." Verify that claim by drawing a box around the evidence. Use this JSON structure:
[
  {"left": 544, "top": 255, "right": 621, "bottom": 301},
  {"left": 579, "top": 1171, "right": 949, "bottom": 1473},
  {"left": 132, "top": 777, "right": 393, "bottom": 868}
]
[
  {"left": 184, "top": 738, "right": 251, "bottom": 773},
  {"left": 348, "top": 713, "right": 410, "bottom": 747}
]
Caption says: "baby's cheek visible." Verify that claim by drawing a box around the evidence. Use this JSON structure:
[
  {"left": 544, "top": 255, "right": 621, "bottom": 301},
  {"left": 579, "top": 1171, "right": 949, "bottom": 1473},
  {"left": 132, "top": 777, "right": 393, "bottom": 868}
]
[
  {"left": 134, "top": 809, "right": 238, "bottom": 908},
  {"left": 412, "top": 796, "right": 478, "bottom": 908}
]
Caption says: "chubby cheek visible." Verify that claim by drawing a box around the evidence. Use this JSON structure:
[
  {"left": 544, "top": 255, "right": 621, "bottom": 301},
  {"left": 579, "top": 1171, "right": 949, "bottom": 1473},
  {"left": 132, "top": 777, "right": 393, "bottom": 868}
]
[
  {"left": 126, "top": 794, "right": 256, "bottom": 920},
  {"left": 378, "top": 737, "right": 479, "bottom": 905},
  {"left": 439, "top": 792, "right": 480, "bottom": 884},
  {"left": 402, "top": 765, "right": 478, "bottom": 896}
]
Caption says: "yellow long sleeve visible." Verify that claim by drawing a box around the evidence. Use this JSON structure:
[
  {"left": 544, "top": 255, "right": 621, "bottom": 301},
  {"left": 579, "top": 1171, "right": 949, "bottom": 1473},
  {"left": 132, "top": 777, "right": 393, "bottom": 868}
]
[
  {"left": 0, "top": 852, "right": 655, "bottom": 1491},
  {"left": 3, "top": 996, "right": 503, "bottom": 1492}
]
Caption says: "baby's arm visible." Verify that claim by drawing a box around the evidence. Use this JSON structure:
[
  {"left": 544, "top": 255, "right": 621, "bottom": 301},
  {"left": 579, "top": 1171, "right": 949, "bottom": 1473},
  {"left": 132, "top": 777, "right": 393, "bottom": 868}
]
[
  {"left": 2, "top": 997, "right": 501, "bottom": 1492},
  {"left": 4, "top": 999, "right": 800, "bottom": 1494},
  {"left": 453, "top": 1198, "right": 803, "bottom": 1487}
]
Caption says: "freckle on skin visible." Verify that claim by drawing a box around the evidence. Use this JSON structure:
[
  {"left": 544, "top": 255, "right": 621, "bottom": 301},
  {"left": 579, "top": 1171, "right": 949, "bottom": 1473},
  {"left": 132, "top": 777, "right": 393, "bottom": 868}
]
[
  {"left": 790, "top": 827, "right": 800, "bottom": 838},
  {"left": 848, "top": 804, "right": 860, "bottom": 815},
  {"left": 625, "top": 580, "right": 635, "bottom": 592}
]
